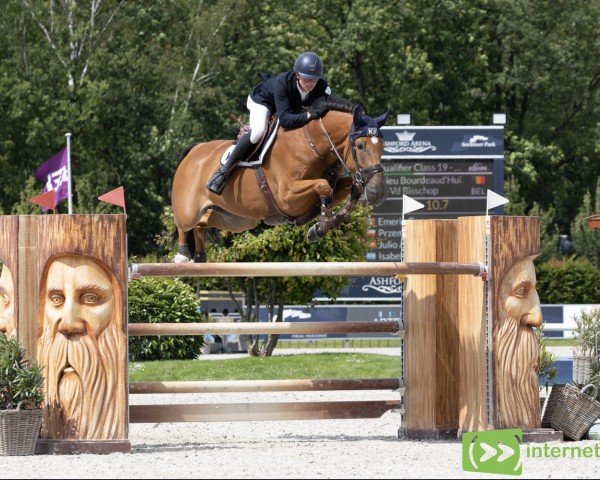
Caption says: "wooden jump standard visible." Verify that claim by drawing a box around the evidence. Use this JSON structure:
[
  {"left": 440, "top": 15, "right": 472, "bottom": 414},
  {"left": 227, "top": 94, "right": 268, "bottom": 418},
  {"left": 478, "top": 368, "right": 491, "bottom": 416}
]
[{"left": 1, "top": 214, "right": 558, "bottom": 454}]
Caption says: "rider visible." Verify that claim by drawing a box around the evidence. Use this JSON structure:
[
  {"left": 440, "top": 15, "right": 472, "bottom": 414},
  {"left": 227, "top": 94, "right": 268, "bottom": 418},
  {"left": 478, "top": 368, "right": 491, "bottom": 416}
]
[{"left": 206, "top": 51, "right": 332, "bottom": 195}]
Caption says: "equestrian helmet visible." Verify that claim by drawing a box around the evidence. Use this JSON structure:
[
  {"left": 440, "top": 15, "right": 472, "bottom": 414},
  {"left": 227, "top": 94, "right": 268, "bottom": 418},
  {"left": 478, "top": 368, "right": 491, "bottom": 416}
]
[{"left": 293, "top": 52, "right": 323, "bottom": 80}]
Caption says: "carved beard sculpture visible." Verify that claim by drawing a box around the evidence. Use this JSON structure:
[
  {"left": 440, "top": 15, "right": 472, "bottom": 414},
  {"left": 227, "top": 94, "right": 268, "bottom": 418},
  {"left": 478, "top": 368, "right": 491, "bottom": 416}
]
[
  {"left": 493, "top": 258, "right": 543, "bottom": 429},
  {"left": 37, "top": 256, "right": 126, "bottom": 440},
  {"left": 38, "top": 323, "right": 125, "bottom": 439},
  {"left": 0, "top": 265, "right": 15, "bottom": 337}
]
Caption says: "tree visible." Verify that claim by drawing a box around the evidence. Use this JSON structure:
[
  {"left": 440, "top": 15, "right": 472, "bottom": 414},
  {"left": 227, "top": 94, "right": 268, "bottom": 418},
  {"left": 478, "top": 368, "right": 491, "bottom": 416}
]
[
  {"left": 571, "top": 179, "right": 600, "bottom": 267},
  {"left": 1, "top": 0, "right": 599, "bottom": 267},
  {"left": 202, "top": 206, "right": 371, "bottom": 356}
]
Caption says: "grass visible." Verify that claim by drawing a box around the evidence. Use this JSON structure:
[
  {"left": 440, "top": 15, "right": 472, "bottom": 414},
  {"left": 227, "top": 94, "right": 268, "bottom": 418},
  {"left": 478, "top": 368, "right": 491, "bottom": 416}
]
[
  {"left": 129, "top": 353, "right": 401, "bottom": 382},
  {"left": 544, "top": 338, "right": 575, "bottom": 347}
]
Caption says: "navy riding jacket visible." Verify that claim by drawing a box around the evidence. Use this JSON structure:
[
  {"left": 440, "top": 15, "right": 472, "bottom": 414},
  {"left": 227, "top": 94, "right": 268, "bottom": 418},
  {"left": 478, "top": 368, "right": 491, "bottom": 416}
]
[{"left": 249, "top": 71, "right": 331, "bottom": 129}]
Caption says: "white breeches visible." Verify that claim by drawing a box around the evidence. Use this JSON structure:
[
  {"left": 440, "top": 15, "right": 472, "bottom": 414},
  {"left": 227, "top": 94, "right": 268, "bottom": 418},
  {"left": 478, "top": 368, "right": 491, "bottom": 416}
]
[{"left": 246, "top": 95, "right": 270, "bottom": 144}]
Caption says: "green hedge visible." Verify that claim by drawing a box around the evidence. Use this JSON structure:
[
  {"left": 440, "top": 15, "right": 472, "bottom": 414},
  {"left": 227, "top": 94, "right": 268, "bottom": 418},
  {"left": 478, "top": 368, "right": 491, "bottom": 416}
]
[
  {"left": 128, "top": 277, "right": 205, "bottom": 361},
  {"left": 536, "top": 258, "right": 600, "bottom": 304}
]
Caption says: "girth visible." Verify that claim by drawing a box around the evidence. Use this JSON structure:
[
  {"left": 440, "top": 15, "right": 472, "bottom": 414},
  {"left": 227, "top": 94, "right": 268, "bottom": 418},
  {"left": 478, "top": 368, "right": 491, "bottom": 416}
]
[{"left": 252, "top": 166, "right": 339, "bottom": 227}]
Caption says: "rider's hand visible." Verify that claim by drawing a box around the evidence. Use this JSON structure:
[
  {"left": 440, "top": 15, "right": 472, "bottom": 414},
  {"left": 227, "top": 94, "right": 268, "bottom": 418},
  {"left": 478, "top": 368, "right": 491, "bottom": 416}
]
[{"left": 308, "top": 97, "right": 329, "bottom": 119}]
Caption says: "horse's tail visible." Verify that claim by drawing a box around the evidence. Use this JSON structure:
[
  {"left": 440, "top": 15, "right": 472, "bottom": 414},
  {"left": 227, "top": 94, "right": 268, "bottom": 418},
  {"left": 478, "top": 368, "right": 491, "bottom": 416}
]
[{"left": 178, "top": 142, "right": 201, "bottom": 162}]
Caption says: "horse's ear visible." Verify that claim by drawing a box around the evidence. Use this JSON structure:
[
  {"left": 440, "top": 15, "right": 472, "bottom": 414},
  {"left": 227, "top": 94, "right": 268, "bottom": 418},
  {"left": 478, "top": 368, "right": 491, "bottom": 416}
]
[
  {"left": 353, "top": 104, "right": 365, "bottom": 127},
  {"left": 375, "top": 110, "right": 390, "bottom": 128}
]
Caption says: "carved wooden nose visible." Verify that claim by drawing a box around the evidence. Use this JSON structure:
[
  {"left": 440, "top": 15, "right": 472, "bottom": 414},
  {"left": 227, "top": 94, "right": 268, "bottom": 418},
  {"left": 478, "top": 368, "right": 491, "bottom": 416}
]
[{"left": 58, "top": 301, "right": 87, "bottom": 335}]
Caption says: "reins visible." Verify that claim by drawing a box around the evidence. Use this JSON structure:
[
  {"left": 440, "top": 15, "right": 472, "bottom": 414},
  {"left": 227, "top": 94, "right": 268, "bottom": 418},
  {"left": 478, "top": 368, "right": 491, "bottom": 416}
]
[{"left": 316, "top": 118, "right": 383, "bottom": 191}]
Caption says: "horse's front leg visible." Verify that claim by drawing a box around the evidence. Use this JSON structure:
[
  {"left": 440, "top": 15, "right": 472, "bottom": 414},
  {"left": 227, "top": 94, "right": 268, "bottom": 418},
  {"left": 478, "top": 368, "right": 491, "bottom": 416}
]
[
  {"left": 285, "top": 179, "right": 343, "bottom": 241},
  {"left": 308, "top": 179, "right": 363, "bottom": 242},
  {"left": 307, "top": 181, "right": 343, "bottom": 242}
]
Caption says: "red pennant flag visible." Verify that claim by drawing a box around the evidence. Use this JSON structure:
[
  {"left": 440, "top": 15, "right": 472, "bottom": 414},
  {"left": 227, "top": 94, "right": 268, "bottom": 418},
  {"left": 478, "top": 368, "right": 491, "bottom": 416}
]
[
  {"left": 98, "top": 186, "right": 126, "bottom": 212},
  {"left": 30, "top": 190, "right": 56, "bottom": 212}
]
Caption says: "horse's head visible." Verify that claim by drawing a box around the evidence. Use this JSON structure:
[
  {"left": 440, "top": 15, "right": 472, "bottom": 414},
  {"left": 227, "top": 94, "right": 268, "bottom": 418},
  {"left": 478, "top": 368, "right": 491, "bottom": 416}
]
[{"left": 348, "top": 105, "right": 389, "bottom": 206}]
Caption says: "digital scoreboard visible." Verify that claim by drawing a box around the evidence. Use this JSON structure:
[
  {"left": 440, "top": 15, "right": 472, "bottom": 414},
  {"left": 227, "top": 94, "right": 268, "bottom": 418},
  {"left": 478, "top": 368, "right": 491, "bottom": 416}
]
[{"left": 318, "top": 125, "right": 504, "bottom": 300}]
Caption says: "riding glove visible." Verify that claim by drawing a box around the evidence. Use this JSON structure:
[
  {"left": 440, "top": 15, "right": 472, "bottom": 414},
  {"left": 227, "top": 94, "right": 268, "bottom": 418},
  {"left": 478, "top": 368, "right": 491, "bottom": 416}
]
[{"left": 308, "top": 97, "right": 329, "bottom": 119}]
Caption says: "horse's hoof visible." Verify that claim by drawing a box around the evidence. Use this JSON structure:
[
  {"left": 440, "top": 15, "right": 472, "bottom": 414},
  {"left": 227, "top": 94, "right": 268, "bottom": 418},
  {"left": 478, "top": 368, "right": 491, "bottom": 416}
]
[
  {"left": 307, "top": 224, "right": 325, "bottom": 242},
  {"left": 173, "top": 253, "right": 192, "bottom": 263},
  {"left": 194, "top": 252, "right": 207, "bottom": 263}
]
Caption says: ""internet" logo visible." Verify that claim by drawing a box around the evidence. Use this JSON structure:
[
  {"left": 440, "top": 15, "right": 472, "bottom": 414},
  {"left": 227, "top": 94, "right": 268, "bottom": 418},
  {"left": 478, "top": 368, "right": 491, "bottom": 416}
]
[{"left": 462, "top": 428, "right": 522, "bottom": 476}]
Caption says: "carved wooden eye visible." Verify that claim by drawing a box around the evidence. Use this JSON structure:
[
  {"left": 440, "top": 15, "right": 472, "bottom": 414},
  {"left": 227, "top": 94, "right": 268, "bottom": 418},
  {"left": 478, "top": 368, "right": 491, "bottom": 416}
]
[
  {"left": 512, "top": 286, "right": 527, "bottom": 298},
  {"left": 81, "top": 293, "right": 101, "bottom": 305},
  {"left": 50, "top": 293, "right": 65, "bottom": 306},
  {"left": 1, "top": 292, "right": 9, "bottom": 307}
]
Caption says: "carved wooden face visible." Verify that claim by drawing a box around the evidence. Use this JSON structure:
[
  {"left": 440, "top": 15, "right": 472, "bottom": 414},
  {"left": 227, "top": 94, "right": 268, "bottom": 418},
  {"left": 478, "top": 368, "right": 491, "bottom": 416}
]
[
  {"left": 501, "top": 257, "right": 543, "bottom": 328},
  {"left": 43, "top": 256, "right": 115, "bottom": 339},
  {"left": 0, "top": 264, "right": 15, "bottom": 337},
  {"left": 39, "top": 255, "right": 125, "bottom": 440}
]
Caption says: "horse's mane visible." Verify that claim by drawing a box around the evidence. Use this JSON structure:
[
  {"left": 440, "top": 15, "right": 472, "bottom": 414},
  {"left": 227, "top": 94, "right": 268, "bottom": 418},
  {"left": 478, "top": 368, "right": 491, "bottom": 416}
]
[{"left": 326, "top": 96, "right": 355, "bottom": 113}]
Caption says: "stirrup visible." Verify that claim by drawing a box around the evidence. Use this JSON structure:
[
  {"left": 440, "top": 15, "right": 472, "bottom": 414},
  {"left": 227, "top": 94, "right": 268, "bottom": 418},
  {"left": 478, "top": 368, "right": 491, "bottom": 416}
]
[{"left": 206, "top": 171, "right": 228, "bottom": 195}]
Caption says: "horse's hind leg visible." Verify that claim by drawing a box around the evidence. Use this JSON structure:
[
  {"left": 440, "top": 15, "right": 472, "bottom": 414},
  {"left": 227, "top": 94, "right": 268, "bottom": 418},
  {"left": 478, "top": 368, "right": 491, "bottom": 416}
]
[
  {"left": 192, "top": 226, "right": 207, "bottom": 263},
  {"left": 174, "top": 227, "right": 193, "bottom": 263}
]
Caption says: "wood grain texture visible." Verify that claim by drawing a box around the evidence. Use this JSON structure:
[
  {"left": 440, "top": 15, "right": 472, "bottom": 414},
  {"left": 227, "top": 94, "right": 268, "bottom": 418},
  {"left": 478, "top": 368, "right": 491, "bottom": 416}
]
[
  {"left": 129, "top": 321, "right": 402, "bottom": 336},
  {"left": 130, "top": 378, "right": 402, "bottom": 394},
  {"left": 457, "top": 216, "right": 488, "bottom": 432},
  {"left": 0, "top": 216, "right": 18, "bottom": 338},
  {"left": 132, "top": 261, "right": 484, "bottom": 278},
  {"left": 130, "top": 401, "right": 402, "bottom": 423},
  {"left": 32, "top": 215, "right": 128, "bottom": 441},
  {"left": 404, "top": 220, "right": 458, "bottom": 430},
  {"left": 434, "top": 220, "right": 459, "bottom": 429},
  {"left": 490, "top": 216, "right": 541, "bottom": 429},
  {"left": 18, "top": 216, "right": 37, "bottom": 359},
  {"left": 457, "top": 216, "right": 541, "bottom": 432}
]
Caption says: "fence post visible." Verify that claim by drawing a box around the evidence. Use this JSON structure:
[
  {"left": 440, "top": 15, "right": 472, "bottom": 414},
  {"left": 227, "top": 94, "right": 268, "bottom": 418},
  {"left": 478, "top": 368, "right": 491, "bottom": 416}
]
[
  {"left": 400, "top": 219, "right": 459, "bottom": 439},
  {"left": 458, "top": 216, "right": 544, "bottom": 435},
  {"left": 14, "top": 214, "right": 130, "bottom": 454}
]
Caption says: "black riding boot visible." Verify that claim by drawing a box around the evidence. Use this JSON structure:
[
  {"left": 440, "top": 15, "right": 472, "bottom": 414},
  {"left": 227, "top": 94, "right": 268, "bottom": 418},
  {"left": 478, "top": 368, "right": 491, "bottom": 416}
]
[{"left": 206, "top": 134, "right": 255, "bottom": 195}]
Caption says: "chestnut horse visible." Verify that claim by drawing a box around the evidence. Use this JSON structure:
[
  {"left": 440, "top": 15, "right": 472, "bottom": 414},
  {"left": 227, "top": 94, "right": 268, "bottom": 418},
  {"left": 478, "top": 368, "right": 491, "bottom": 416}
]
[{"left": 171, "top": 105, "right": 389, "bottom": 262}]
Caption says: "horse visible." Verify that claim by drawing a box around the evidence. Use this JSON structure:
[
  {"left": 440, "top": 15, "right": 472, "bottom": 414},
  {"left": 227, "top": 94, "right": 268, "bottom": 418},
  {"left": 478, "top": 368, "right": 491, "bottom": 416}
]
[{"left": 171, "top": 104, "right": 389, "bottom": 263}]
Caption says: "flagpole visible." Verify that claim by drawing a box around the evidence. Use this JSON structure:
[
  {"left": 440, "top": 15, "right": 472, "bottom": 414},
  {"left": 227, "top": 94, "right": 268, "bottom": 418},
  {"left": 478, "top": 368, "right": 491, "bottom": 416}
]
[{"left": 65, "top": 132, "right": 72, "bottom": 214}]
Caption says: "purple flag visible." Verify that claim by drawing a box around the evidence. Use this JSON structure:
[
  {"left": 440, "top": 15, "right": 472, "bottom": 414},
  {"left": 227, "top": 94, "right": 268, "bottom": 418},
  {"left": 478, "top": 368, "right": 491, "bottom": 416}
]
[{"left": 34, "top": 148, "right": 69, "bottom": 209}]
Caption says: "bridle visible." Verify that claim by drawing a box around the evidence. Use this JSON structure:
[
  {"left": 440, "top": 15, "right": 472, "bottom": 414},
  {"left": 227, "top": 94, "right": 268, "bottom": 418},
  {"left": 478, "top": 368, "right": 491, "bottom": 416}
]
[{"left": 317, "top": 118, "right": 383, "bottom": 191}]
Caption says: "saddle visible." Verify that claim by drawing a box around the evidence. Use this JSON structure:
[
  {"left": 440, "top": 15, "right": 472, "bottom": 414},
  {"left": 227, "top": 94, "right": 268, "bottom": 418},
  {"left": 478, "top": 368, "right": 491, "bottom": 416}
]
[
  {"left": 220, "top": 117, "right": 279, "bottom": 168},
  {"left": 222, "top": 117, "right": 337, "bottom": 227}
]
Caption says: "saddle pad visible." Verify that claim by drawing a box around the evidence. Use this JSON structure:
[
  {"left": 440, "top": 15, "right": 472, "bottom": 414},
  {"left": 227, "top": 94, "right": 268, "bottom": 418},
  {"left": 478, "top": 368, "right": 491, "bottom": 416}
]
[{"left": 220, "top": 119, "right": 280, "bottom": 168}]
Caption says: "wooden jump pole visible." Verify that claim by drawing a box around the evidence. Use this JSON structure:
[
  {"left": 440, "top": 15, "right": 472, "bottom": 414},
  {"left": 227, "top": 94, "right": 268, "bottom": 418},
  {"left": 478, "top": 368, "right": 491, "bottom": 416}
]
[
  {"left": 129, "top": 400, "right": 403, "bottom": 423},
  {"left": 129, "top": 321, "right": 402, "bottom": 336},
  {"left": 129, "top": 261, "right": 486, "bottom": 279},
  {"left": 130, "top": 378, "right": 403, "bottom": 394}
]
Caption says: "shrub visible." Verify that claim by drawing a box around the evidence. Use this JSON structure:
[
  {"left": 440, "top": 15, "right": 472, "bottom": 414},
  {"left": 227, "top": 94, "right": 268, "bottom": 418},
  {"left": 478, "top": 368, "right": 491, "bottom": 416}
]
[
  {"left": 0, "top": 335, "right": 44, "bottom": 410},
  {"left": 535, "top": 258, "right": 600, "bottom": 304},
  {"left": 570, "top": 181, "right": 600, "bottom": 268},
  {"left": 128, "top": 276, "right": 205, "bottom": 361}
]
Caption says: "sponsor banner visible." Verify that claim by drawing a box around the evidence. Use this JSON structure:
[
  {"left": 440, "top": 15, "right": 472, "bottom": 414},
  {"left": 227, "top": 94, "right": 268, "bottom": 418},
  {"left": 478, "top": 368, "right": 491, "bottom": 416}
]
[
  {"left": 314, "top": 276, "right": 404, "bottom": 301},
  {"left": 382, "top": 126, "right": 504, "bottom": 158},
  {"left": 257, "top": 304, "right": 402, "bottom": 339}
]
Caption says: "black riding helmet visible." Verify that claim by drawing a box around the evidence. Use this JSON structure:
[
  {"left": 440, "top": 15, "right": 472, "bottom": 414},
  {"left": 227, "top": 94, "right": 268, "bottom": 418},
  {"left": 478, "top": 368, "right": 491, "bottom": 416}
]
[{"left": 293, "top": 52, "right": 323, "bottom": 80}]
